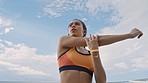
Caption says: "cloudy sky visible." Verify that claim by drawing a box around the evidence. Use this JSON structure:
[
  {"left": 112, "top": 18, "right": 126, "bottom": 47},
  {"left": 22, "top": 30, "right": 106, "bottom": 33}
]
[{"left": 0, "top": 0, "right": 148, "bottom": 82}]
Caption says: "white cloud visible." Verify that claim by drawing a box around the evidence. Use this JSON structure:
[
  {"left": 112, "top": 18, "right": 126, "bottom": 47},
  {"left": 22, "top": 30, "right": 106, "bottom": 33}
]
[
  {"left": 85, "top": 0, "right": 100, "bottom": 15},
  {"left": 43, "top": 0, "right": 86, "bottom": 17},
  {"left": 0, "top": 17, "right": 14, "bottom": 35},
  {"left": 0, "top": 17, "right": 12, "bottom": 27},
  {"left": 0, "top": 40, "right": 59, "bottom": 81},
  {"left": 43, "top": 0, "right": 113, "bottom": 17},
  {"left": 132, "top": 54, "right": 148, "bottom": 69},
  {"left": 0, "top": 41, "right": 37, "bottom": 57},
  {"left": 114, "top": 62, "right": 128, "bottom": 69},
  {"left": 97, "top": 0, "right": 148, "bottom": 75},
  {"left": 0, "top": 61, "right": 49, "bottom": 76},
  {"left": 86, "top": 0, "right": 113, "bottom": 15},
  {"left": 82, "top": 18, "right": 88, "bottom": 22},
  {"left": 4, "top": 27, "right": 14, "bottom": 33}
]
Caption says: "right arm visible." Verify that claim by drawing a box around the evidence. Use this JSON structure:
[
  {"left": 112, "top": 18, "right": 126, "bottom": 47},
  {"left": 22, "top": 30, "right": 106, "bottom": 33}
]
[
  {"left": 59, "top": 35, "right": 87, "bottom": 48},
  {"left": 85, "top": 35, "right": 106, "bottom": 83},
  {"left": 92, "top": 52, "right": 106, "bottom": 83}
]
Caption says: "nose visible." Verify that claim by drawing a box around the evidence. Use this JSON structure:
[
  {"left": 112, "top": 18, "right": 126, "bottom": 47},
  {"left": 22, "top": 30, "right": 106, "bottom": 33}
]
[
  {"left": 71, "top": 23, "right": 75, "bottom": 27},
  {"left": 70, "top": 24, "right": 76, "bottom": 29}
]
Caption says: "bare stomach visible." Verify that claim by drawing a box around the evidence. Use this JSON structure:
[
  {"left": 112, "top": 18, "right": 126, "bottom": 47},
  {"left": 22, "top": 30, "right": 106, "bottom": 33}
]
[{"left": 60, "top": 70, "right": 92, "bottom": 83}]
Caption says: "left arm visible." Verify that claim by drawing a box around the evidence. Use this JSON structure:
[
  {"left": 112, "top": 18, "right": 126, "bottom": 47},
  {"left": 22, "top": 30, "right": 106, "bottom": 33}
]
[
  {"left": 98, "top": 28, "right": 143, "bottom": 46},
  {"left": 99, "top": 33, "right": 130, "bottom": 46}
]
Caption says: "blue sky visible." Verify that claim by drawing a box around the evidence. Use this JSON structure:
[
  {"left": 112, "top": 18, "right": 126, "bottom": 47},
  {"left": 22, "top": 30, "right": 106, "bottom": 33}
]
[{"left": 0, "top": 0, "right": 148, "bottom": 82}]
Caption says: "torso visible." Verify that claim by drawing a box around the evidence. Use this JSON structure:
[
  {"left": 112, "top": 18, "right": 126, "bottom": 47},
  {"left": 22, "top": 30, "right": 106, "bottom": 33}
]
[
  {"left": 58, "top": 47, "right": 93, "bottom": 83},
  {"left": 60, "top": 70, "right": 92, "bottom": 83},
  {"left": 58, "top": 47, "right": 89, "bottom": 57}
]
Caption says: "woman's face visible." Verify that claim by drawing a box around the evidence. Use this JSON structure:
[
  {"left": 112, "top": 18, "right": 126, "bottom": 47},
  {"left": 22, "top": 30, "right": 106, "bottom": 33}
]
[{"left": 68, "top": 20, "right": 84, "bottom": 37}]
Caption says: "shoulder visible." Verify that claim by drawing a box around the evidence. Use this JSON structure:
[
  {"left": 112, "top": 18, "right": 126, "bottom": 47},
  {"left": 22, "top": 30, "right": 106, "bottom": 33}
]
[
  {"left": 58, "top": 35, "right": 70, "bottom": 46},
  {"left": 59, "top": 35, "right": 69, "bottom": 39},
  {"left": 58, "top": 35, "right": 70, "bottom": 57},
  {"left": 59, "top": 35, "right": 74, "bottom": 41},
  {"left": 60, "top": 35, "right": 74, "bottom": 38},
  {"left": 59, "top": 35, "right": 68, "bottom": 42}
]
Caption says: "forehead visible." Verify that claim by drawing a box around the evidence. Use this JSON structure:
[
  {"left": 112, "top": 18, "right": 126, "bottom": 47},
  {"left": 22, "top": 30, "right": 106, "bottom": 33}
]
[{"left": 70, "top": 20, "right": 81, "bottom": 24}]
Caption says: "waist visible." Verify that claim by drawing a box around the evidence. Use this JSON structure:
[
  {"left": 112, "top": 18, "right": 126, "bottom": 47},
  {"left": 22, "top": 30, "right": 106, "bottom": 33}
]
[{"left": 59, "top": 65, "right": 93, "bottom": 77}]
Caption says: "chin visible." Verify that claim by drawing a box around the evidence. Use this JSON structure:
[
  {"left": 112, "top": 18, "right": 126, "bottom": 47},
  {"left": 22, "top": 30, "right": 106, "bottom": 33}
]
[
  {"left": 70, "top": 33, "right": 79, "bottom": 37},
  {"left": 73, "top": 35, "right": 83, "bottom": 37}
]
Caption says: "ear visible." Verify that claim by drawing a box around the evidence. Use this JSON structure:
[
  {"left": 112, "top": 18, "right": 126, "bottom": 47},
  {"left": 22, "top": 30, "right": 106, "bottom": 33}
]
[{"left": 84, "top": 30, "right": 86, "bottom": 34}]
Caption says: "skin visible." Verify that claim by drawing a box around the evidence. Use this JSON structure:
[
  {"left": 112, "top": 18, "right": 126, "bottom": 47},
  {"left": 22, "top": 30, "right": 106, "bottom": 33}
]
[
  {"left": 85, "top": 35, "right": 106, "bottom": 83},
  {"left": 58, "top": 20, "right": 143, "bottom": 83}
]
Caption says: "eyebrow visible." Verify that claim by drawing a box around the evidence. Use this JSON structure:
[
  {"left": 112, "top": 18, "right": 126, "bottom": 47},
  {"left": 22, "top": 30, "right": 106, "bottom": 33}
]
[{"left": 70, "top": 21, "right": 81, "bottom": 24}]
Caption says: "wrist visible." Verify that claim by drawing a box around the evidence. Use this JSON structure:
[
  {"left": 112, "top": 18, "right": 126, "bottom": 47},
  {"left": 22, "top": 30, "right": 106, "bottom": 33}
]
[
  {"left": 127, "top": 33, "right": 133, "bottom": 39},
  {"left": 90, "top": 49, "right": 99, "bottom": 57},
  {"left": 90, "top": 49, "right": 99, "bottom": 54},
  {"left": 91, "top": 52, "right": 99, "bottom": 58}
]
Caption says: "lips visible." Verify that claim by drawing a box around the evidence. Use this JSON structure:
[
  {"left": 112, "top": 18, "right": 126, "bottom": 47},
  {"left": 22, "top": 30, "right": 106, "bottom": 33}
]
[{"left": 70, "top": 28, "right": 78, "bottom": 32}]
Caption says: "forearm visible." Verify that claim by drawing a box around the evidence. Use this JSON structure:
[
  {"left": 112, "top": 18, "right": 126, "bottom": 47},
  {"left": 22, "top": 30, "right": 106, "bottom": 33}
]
[
  {"left": 92, "top": 52, "right": 106, "bottom": 83},
  {"left": 99, "top": 33, "right": 131, "bottom": 46}
]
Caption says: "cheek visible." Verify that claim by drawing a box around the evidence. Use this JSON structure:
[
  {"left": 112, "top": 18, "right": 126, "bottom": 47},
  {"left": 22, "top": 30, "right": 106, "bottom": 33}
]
[
  {"left": 78, "top": 28, "right": 84, "bottom": 34},
  {"left": 79, "top": 26, "right": 84, "bottom": 32}
]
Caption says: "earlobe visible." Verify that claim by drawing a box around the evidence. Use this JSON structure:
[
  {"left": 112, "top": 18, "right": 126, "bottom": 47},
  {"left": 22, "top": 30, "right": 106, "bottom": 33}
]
[{"left": 84, "top": 31, "right": 86, "bottom": 34}]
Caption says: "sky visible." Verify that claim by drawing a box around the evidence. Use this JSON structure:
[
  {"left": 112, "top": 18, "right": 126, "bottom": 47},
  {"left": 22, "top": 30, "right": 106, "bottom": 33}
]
[{"left": 0, "top": 0, "right": 148, "bottom": 82}]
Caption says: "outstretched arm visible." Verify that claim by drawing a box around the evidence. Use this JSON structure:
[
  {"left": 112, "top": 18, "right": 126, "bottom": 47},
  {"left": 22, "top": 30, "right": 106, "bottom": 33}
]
[
  {"left": 99, "top": 34, "right": 130, "bottom": 46},
  {"left": 59, "top": 28, "right": 143, "bottom": 48},
  {"left": 98, "top": 28, "right": 143, "bottom": 46}
]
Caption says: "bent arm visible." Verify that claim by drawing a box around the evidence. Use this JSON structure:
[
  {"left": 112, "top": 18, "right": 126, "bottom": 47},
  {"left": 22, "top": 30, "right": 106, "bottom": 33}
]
[
  {"left": 59, "top": 35, "right": 86, "bottom": 48},
  {"left": 84, "top": 35, "right": 106, "bottom": 83}
]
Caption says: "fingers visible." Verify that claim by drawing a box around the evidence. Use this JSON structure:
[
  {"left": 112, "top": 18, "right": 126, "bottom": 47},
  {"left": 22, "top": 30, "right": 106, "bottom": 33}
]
[
  {"left": 135, "top": 28, "right": 143, "bottom": 39},
  {"left": 85, "top": 34, "right": 99, "bottom": 44},
  {"left": 138, "top": 32, "right": 143, "bottom": 38},
  {"left": 84, "top": 38, "right": 89, "bottom": 43},
  {"left": 131, "top": 28, "right": 143, "bottom": 39},
  {"left": 92, "top": 35, "right": 95, "bottom": 40},
  {"left": 89, "top": 34, "right": 98, "bottom": 40},
  {"left": 89, "top": 34, "right": 92, "bottom": 40},
  {"left": 96, "top": 34, "right": 99, "bottom": 40}
]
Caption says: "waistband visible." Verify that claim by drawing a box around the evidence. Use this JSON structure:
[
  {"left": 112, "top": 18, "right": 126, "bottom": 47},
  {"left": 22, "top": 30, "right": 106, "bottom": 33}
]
[{"left": 59, "top": 65, "right": 93, "bottom": 77}]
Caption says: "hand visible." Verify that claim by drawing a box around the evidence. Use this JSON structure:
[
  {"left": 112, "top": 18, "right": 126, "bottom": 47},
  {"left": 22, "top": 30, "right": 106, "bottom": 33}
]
[
  {"left": 129, "top": 28, "right": 143, "bottom": 38},
  {"left": 85, "top": 35, "right": 99, "bottom": 51}
]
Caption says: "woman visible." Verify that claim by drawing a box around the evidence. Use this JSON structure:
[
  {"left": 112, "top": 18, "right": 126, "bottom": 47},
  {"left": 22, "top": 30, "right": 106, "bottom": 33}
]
[{"left": 57, "top": 19, "right": 143, "bottom": 83}]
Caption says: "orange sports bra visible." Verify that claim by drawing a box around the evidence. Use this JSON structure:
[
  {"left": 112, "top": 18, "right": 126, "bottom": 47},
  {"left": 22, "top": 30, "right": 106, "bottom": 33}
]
[{"left": 58, "top": 47, "right": 94, "bottom": 76}]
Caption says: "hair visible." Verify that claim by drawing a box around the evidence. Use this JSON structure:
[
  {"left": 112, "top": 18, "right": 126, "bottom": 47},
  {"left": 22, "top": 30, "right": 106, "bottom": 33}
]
[{"left": 72, "top": 19, "right": 87, "bottom": 37}]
